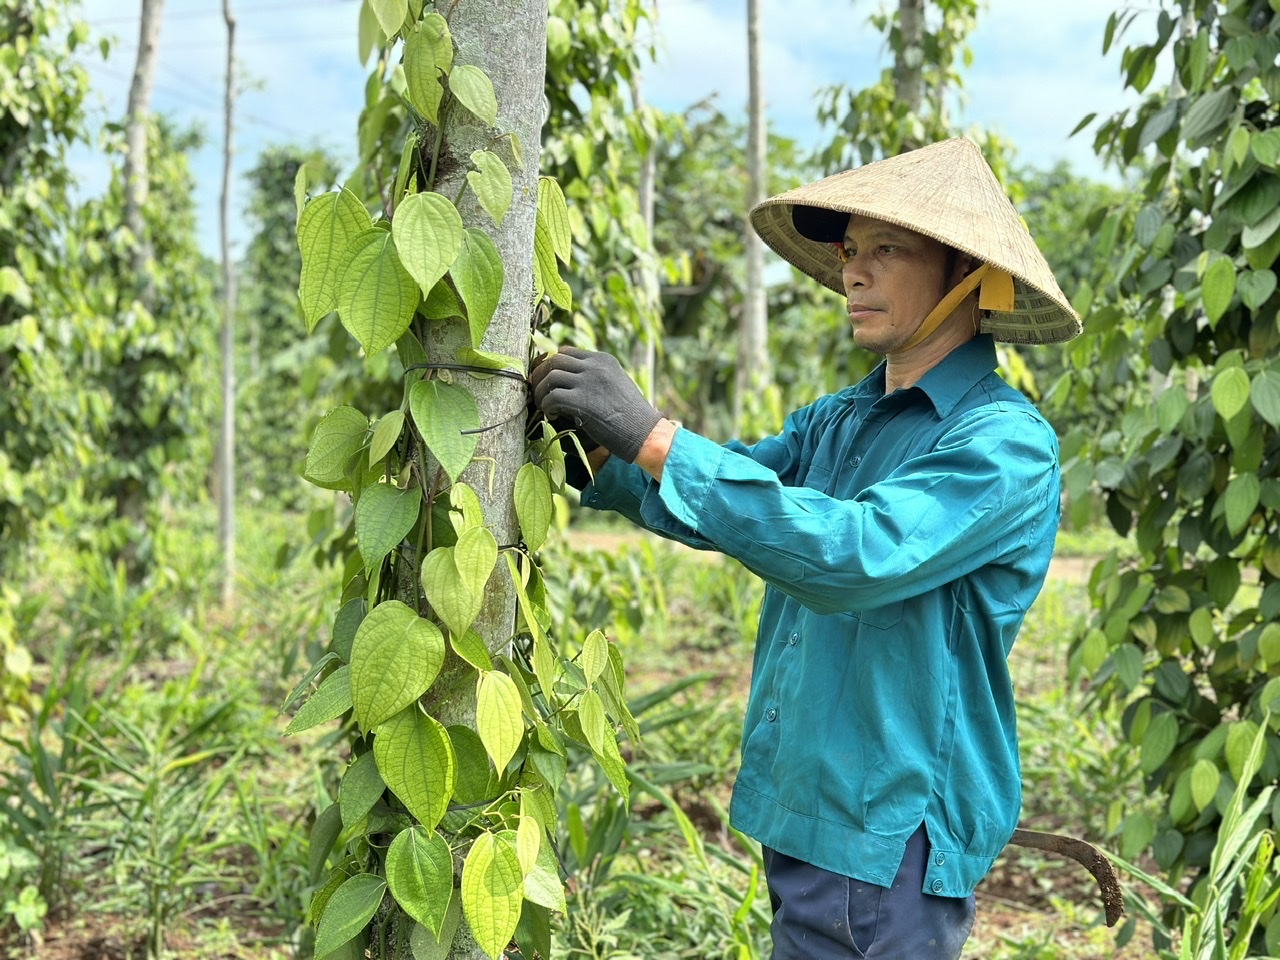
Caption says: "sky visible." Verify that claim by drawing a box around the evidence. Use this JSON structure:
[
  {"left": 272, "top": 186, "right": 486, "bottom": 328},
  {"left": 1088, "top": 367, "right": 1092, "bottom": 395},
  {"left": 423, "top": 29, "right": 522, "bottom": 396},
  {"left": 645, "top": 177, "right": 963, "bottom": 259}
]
[{"left": 73, "top": 0, "right": 1155, "bottom": 257}]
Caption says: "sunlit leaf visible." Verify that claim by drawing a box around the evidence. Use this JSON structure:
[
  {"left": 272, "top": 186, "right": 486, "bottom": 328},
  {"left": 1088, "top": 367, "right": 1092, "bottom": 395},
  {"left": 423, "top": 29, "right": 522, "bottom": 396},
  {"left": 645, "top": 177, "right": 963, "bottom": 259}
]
[
  {"left": 408, "top": 380, "right": 480, "bottom": 483},
  {"left": 476, "top": 670, "right": 524, "bottom": 774},
  {"left": 467, "top": 150, "right": 513, "bottom": 227},
  {"left": 460, "top": 833, "right": 522, "bottom": 959},
  {"left": 386, "top": 825, "right": 453, "bottom": 936},
  {"left": 514, "top": 463, "right": 552, "bottom": 553},
  {"left": 373, "top": 706, "right": 456, "bottom": 833},
  {"left": 451, "top": 228, "right": 504, "bottom": 347},
  {"left": 298, "top": 189, "right": 370, "bottom": 331},
  {"left": 449, "top": 64, "right": 498, "bottom": 125},
  {"left": 286, "top": 665, "right": 352, "bottom": 735},
  {"left": 392, "top": 192, "right": 464, "bottom": 299},
  {"left": 337, "top": 229, "right": 419, "bottom": 356},
  {"left": 355, "top": 483, "right": 421, "bottom": 572},
  {"left": 350, "top": 600, "right": 445, "bottom": 730},
  {"left": 305, "top": 406, "right": 368, "bottom": 490}
]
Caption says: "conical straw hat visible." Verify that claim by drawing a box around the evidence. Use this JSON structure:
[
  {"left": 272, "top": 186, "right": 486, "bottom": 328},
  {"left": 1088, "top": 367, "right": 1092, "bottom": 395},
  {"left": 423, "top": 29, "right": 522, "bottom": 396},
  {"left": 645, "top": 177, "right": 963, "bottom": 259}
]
[{"left": 750, "top": 138, "right": 1082, "bottom": 345}]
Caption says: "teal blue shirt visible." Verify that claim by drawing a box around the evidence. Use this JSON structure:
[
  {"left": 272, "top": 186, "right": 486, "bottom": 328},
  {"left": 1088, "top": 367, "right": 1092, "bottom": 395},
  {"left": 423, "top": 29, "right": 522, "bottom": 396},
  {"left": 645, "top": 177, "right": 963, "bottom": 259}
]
[{"left": 580, "top": 335, "right": 1060, "bottom": 896}]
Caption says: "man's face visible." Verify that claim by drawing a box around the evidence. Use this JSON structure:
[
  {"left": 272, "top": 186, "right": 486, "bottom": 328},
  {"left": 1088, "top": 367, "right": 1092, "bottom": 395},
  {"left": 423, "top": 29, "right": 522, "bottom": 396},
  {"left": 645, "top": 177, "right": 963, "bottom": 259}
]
[{"left": 838, "top": 213, "right": 957, "bottom": 355}]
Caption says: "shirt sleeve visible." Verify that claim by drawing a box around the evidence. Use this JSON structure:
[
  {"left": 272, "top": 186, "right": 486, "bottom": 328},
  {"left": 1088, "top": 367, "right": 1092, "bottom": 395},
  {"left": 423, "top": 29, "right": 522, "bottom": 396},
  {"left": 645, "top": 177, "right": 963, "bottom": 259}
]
[
  {"left": 639, "top": 406, "right": 1058, "bottom": 616},
  {"left": 581, "top": 400, "right": 822, "bottom": 549}
]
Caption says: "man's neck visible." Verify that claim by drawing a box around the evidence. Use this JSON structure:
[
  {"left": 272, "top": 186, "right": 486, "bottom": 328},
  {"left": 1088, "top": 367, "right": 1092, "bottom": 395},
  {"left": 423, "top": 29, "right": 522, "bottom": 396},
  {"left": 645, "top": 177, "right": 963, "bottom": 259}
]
[{"left": 883, "top": 314, "right": 977, "bottom": 393}]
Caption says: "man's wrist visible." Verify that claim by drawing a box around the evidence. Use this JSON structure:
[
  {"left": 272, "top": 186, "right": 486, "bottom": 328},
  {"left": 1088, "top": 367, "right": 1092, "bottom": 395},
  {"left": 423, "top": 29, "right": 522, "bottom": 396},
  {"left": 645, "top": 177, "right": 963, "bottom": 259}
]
[{"left": 634, "top": 418, "right": 678, "bottom": 481}]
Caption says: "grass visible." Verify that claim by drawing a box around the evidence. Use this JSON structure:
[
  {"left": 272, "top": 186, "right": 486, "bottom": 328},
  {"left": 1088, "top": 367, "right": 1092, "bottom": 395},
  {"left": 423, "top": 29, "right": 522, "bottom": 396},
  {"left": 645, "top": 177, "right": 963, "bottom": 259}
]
[{"left": 0, "top": 507, "right": 1156, "bottom": 959}]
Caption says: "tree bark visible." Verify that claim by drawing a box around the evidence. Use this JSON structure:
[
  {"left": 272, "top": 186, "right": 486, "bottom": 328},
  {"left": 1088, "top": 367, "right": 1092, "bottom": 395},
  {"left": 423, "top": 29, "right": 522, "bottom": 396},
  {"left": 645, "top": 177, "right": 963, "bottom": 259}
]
[
  {"left": 218, "top": 0, "right": 236, "bottom": 609},
  {"left": 895, "top": 0, "right": 925, "bottom": 117},
  {"left": 736, "top": 0, "right": 769, "bottom": 433},
  {"left": 413, "top": 4, "right": 548, "bottom": 956},
  {"left": 124, "top": 0, "right": 163, "bottom": 282}
]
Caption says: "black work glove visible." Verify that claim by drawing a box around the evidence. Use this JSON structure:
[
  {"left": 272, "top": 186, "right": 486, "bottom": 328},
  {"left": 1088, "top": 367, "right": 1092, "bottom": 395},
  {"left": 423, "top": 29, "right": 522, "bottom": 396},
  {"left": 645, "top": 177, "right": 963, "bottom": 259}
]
[
  {"left": 530, "top": 346, "right": 663, "bottom": 464},
  {"left": 528, "top": 352, "right": 601, "bottom": 490}
]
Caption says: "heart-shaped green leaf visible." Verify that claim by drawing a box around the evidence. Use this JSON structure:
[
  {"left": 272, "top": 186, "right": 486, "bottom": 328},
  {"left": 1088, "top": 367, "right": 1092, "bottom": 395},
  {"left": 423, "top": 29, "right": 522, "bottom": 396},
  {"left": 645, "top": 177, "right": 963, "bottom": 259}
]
[
  {"left": 314, "top": 874, "right": 386, "bottom": 960},
  {"left": 408, "top": 380, "right": 480, "bottom": 482},
  {"left": 386, "top": 825, "right": 454, "bottom": 936},
  {"left": 337, "top": 230, "right": 419, "bottom": 356},
  {"left": 467, "top": 151, "right": 513, "bottom": 228},
  {"left": 451, "top": 228, "right": 504, "bottom": 347},
  {"left": 476, "top": 671, "right": 524, "bottom": 775},
  {"left": 285, "top": 665, "right": 351, "bottom": 735},
  {"left": 1238, "top": 268, "right": 1277, "bottom": 310},
  {"left": 449, "top": 64, "right": 498, "bottom": 125},
  {"left": 1201, "top": 256, "right": 1236, "bottom": 327},
  {"left": 298, "top": 188, "right": 370, "bottom": 331},
  {"left": 355, "top": 483, "right": 421, "bottom": 572},
  {"left": 350, "top": 600, "right": 446, "bottom": 731},
  {"left": 514, "top": 463, "right": 552, "bottom": 553},
  {"left": 1251, "top": 369, "right": 1280, "bottom": 427},
  {"left": 392, "top": 192, "right": 463, "bottom": 299},
  {"left": 1212, "top": 366, "right": 1251, "bottom": 420},
  {"left": 421, "top": 527, "right": 497, "bottom": 638},
  {"left": 339, "top": 751, "right": 386, "bottom": 829},
  {"left": 1224, "top": 471, "right": 1260, "bottom": 535},
  {"left": 460, "top": 833, "right": 523, "bottom": 960},
  {"left": 369, "top": 410, "right": 405, "bottom": 467},
  {"left": 305, "top": 406, "right": 369, "bottom": 491},
  {"left": 373, "top": 706, "right": 456, "bottom": 833},
  {"left": 368, "top": 0, "right": 407, "bottom": 39}
]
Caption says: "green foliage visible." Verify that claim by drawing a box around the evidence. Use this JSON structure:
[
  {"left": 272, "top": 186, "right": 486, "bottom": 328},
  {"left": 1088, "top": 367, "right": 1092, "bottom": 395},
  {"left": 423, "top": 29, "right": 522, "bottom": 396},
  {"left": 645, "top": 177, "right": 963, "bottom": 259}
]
[
  {"left": 283, "top": 4, "right": 642, "bottom": 955},
  {"left": 1054, "top": 0, "right": 1280, "bottom": 948}
]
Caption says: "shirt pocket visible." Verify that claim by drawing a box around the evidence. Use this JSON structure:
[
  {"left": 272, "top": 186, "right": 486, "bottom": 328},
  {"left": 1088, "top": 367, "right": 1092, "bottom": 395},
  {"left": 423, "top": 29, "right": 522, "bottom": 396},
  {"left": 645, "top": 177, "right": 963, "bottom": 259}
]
[{"left": 843, "top": 600, "right": 904, "bottom": 630}]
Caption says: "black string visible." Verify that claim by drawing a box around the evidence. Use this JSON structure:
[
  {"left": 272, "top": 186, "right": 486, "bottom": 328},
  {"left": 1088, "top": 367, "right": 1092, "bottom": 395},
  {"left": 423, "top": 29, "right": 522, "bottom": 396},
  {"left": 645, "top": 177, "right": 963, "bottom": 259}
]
[
  {"left": 460, "top": 405, "right": 527, "bottom": 436},
  {"left": 405, "top": 361, "right": 527, "bottom": 383}
]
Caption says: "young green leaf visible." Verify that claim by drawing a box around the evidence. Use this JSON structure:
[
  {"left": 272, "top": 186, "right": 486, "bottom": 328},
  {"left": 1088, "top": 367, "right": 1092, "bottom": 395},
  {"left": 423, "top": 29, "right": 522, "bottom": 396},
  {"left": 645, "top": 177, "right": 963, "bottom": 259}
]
[
  {"left": 522, "top": 839, "right": 566, "bottom": 913},
  {"left": 354, "top": 483, "right": 421, "bottom": 572},
  {"left": 580, "top": 630, "right": 608, "bottom": 686},
  {"left": 451, "top": 228, "right": 504, "bottom": 347},
  {"left": 1200, "top": 256, "right": 1236, "bottom": 327},
  {"left": 515, "top": 810, "right": 540, "bottom": 876},
  {"left": 467, "top": 150, "right": 513, "bottom": 227},
  {"left": 286, "top": 665, "right": 352, "bottom": 735},
  {"left": 1251, "top": 369, "right": 1280, "bottom": 427},
  {"left": 339, "top": 751, "right": 386, "bottom": 829},
  {"left": 422, "top": 278, "right": 464, "bottom": 320},
  {"left": 405, "top": 27, "right": 444, "bottom": 122},
  {"left": 578, "top": 688, "right": 607, "bottom": 756},
  {"left": 1224, "top": 472, "right": 1261, "bottom": 535},
  {"left": 337, "top": 230, "right": 420, "bottom": 356},
  {"left": 373, "top": 706, "right": 456, "bottom": 833},
  {"left": 305, "top": 406, "right": 369, "bottom": 491},
  {"left": 533, "top": 219, "right": 572, "bottom": 310},
  {"left": 357, "top": 0, "right": 379, "bottom": 65},
  {"left": 1237, "top": 269, "right": 1277, "bottom": 311},
  {"left": 456, "top": 347, "right": 524, "bottom": 373},
  {"left": 386, "top": 825, "right": 454, "bottom": 936},
  {"left": 514, "top": 462, "right": 552, "bottom": 553},
  {"left": 448, "top": 64, "right": 498, "bottom": 125},
  {"left": 476, "top": 670, "right": 524, "bottom": 775},
  {"left": 350, "top": 600, "right": 446, "bottom": 730},
  {"left": 392, "top": 192, "right": 464, "bottom": 299},
  {"left": 537, "top": 178, "right": 572, "bottom": 263},
  {"left": 369, "top": 410, "right": 406, "bottom": 467},
  {"left": 298, "top": 188, "right": 370, "bottom": 332},
  {"left": 309, "top": 802, "right": 343, "bottom": 883},
  {"left": 449, "top": 482, "right": 486, "bottom": 532},
  {"left": 421, "top": 526, "right": 497, "bottom": 638},
  {"left": 420, "top": 12, "right": 453, "bottom": 74},
  {"left": 1211, "top": 367, "right": 1251, "bottom": 420},
  {"left": 408, "top": 380, "right": 480, "bottom": 482},
  {"left": 332, "top": 598, "right": 367, "bottom": 662},
  {"left": 313, "top": 874, "right": 386, "bottom": 960},
  {"left": 451, "top": 628, "right": 494, "bottom": 671},
  {"left": 461, "top": 833, "right": 523, "bottom": 959},
  {"left": 368, "top": 0, "right": 408, "bottom": 39},
  {"left": 409, "top": 897, "right": 462, "bottom": 960}
]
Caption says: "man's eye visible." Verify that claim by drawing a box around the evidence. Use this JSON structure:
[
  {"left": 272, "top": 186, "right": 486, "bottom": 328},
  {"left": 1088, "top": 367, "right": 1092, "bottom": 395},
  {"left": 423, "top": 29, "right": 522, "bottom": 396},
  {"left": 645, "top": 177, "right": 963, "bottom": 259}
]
[
  {"left": 833, "top": 243, "right": 851, "bottom": 263},
  {"left": 879, "top": 244, "right": 897, "bottom": 254}
]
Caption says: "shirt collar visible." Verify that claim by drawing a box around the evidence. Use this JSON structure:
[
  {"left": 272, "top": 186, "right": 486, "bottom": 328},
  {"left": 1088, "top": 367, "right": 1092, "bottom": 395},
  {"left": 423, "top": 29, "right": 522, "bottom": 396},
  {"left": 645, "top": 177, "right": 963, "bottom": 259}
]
[{"left": 852, "top": 335, "right": 998, "bottom": 418}]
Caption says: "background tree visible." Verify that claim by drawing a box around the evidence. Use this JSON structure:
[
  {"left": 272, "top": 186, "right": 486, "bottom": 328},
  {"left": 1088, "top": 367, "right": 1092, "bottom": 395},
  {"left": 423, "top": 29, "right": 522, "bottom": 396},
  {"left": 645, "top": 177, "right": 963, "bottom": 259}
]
[
  {"left": 219, "top": 0, "right": 237, "bottom": 608},
  {"left": 1054, "top": 0, "right": 1280, "bottom": 950}
]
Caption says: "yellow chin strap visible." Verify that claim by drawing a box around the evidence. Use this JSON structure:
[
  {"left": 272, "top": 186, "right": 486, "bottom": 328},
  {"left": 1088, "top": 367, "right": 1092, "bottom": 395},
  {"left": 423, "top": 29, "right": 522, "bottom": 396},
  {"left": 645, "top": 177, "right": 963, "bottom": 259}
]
[{"left": 898, "top": 263, "right": 1016, "bottom": 350}]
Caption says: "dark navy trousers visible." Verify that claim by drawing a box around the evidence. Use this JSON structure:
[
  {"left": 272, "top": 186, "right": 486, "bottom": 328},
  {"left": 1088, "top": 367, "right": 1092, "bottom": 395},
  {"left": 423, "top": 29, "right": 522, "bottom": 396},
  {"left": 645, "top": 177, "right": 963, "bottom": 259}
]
[{"left": 762, "top": 825, "right": 976, "bottom": 959}]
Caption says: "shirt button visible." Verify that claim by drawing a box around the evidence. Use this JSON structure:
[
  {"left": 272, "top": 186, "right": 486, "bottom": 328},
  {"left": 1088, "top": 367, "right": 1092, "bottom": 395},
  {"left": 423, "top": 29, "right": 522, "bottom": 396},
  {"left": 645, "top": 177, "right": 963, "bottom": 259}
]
[
  {"left": 848, "top": 455, "right": 861, "bottom": 467},
  {"left": 787, "top": 632, "right": 798, "bottom": 646},
  {"left": 765, "top": 708, "right": 778, "bottom": 722},
  {"left": 934, "top": 853, "right": 945, "bottom": 866},
  {"left": 931, "top": 879, "right": 944, "bottom": 894}
]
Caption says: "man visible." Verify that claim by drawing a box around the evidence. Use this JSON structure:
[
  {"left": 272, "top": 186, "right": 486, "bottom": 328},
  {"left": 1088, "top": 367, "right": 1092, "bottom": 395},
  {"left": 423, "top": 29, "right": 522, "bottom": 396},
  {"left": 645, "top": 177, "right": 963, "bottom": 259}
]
[{"left": 531, "top": 138, "right": 1080, "bottom": 959}]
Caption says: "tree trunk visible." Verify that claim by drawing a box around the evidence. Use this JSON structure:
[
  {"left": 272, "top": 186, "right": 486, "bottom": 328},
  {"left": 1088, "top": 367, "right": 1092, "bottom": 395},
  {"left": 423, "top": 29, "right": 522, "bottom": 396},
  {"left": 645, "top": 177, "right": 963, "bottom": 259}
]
[
  {"left": 895, "top": 0, "right": 925, "bottom": 118},
  {"left": 736, "top": 0, "right": 769, "bottom": 434},
  {"left": 629, "top": 72, "right": 658, "bottom": 404},
  {"left": 124, "top": 0, "right": 163, "bottom": 282},
  {"left": 218, "top": 0, "right": 236, "bottom": 609},
  {"left": 414, "top": 3, "right": 548, "bottom": 956}
]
